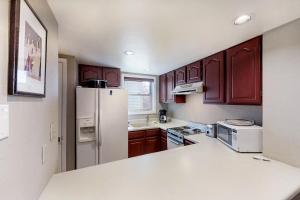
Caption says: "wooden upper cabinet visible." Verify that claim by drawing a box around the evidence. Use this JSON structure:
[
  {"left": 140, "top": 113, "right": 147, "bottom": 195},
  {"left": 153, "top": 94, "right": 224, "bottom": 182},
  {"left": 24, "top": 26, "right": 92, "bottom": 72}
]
[
  {"left": 79, "top": 64, "right": 102, "bottom": 85},
  {"left": 203, "top": 51, "right": 225, "bottom": 104},
  {"left": 103, "top": 67, "right": 120, "bottom": 87},
  {"left": 159, "top": 74, "right": 167, "bottom": 103},
  {"left": 187, "top": 61, "right": 202, "bottom": 83},
  {"left": 166, "top": 71, "right": 186, "bottom": 103},
  {"left": 226, "top": 36, "right": 262, "bottom": 105},
  {"left": 166, "top": 71, "right": 175, "bottom": 102},
  {"left": 175, "top": 66, "right": 186, "bottom": 86}
]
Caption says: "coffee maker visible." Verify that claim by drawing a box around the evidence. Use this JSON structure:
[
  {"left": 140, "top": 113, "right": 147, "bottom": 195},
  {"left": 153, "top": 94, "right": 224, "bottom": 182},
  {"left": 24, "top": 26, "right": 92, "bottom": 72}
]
[{"left": 159, "top": 109, "right": 167, "bottom": 123}]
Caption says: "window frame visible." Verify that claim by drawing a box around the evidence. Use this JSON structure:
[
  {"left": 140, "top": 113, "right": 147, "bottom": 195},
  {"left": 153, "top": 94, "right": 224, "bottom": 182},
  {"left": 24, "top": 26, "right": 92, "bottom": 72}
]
[{"left": 122, "top": 73, "right": 157, "bottom": 115}]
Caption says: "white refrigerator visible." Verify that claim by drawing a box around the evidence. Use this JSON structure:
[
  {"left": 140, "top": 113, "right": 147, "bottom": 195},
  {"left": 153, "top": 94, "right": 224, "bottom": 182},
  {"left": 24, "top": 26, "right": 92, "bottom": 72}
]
[{"left": 76, "top": 87, "right": 128, "bottom": 169}]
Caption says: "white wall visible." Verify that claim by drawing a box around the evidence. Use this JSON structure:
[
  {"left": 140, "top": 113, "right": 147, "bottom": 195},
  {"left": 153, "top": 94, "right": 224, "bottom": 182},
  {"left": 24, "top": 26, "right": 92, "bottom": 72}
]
[
  {"left": 167, "top": 94, "right": 262, "bottom": 124},
  {"left": 0, "top": 0, "right": 59, "bottom": 199},
  {"left": 263, "top": 19, "right": 300, "bottom": 168}
]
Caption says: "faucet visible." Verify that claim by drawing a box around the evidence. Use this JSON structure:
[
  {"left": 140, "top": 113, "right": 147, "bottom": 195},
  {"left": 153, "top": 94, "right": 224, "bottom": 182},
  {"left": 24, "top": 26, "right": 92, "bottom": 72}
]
[{"left": 146, "top": 115, "right": 150, "bottom": 123}]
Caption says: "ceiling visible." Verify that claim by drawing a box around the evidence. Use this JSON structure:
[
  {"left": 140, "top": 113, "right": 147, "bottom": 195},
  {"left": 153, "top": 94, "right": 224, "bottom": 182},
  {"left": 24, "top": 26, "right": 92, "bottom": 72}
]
[{"left": 48, "top": 0, "right": 300, "bottom": 75}]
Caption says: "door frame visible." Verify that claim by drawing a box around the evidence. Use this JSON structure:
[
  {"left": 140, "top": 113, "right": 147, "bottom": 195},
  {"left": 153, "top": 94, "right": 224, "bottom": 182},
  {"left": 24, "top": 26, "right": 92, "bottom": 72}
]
[{"left": 58, "top": 58, "right": 67, "bottom": 172}]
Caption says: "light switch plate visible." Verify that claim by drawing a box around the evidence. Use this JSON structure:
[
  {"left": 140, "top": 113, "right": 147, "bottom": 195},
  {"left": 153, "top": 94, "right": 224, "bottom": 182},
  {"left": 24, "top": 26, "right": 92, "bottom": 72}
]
[
  {"left": 0, "top": 104, "right": 9, "bottom": 141},
  {"left": 50, "top": 123, "right": 55, "bottom": 141},
  {"left": 42, "top": 144, "right": 47, "bottom": 165}
]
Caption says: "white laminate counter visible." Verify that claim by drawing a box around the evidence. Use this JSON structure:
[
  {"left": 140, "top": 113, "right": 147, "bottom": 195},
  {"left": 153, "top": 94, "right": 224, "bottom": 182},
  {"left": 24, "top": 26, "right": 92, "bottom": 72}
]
[
  {"left": 40, "top": 134, "right": 300, "bottom": 200},
  {"left": 128, "top": 118, "right": 187, "bottom": 131}
]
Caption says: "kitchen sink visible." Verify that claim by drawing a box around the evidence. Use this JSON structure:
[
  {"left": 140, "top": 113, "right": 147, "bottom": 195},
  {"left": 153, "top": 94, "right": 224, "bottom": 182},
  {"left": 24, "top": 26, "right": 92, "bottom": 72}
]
[{"left": 128, "top": 120, "right": 159, "bottom": 130}]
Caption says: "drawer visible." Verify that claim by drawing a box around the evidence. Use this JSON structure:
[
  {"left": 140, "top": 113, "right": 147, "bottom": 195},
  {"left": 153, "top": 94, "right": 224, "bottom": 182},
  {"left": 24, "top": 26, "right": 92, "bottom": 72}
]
[
  {"left": 146, "top": 129, "right": 161, "bottom": 137},
  {"left": 128, "top": 130, "right": 146, "bottom": 139}
]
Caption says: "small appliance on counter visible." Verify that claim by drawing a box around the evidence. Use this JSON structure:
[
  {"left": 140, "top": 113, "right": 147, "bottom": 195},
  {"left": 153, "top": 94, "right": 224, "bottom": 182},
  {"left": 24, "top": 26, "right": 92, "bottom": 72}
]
[
  {"left": 84, "top": 79, "right": 107, "bottom": 88},
  {"left": 159, "top": 109, "right": 167, "bottom": 123},
  {"left": 217, "top": 120, "right": 263, "bottom": 153},
  {"left": 205, "top": 124, "right": 217, "bottom": 138}
]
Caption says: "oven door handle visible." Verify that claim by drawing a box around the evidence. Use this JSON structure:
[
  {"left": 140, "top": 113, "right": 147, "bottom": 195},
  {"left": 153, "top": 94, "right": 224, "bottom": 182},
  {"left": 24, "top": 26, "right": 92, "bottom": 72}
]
[{"left": 168, "top": 138, "right": 180, "bottom": 145}]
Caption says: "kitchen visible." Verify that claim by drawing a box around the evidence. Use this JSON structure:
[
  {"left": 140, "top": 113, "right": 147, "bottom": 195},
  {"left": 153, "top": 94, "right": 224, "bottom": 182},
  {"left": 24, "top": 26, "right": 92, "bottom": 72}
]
[{"left": 0, "top": 0, "right": 300, "bottom": 200}]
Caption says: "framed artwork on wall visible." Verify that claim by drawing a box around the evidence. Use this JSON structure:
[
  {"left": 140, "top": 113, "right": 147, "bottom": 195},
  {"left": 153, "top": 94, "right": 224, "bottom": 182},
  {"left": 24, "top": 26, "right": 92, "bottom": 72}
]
[{"left": 8, "top": 0, "right": 48, "bottom": 97}]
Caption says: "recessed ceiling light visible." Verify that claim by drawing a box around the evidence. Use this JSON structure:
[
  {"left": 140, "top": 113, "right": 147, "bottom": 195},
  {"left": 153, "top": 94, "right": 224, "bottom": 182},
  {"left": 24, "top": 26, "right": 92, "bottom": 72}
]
[
  {"left": 234, "top": 14, "right": 251, "bottom": 25},
  {"left": 124, "top": 50, "right": 134, "bottom": 55}
]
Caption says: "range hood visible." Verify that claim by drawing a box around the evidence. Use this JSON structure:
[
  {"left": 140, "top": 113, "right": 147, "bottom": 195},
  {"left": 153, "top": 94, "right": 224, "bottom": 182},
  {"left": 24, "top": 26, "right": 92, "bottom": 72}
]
[{"left": 171, "top": 82, "right": 204, "bottom": 95}]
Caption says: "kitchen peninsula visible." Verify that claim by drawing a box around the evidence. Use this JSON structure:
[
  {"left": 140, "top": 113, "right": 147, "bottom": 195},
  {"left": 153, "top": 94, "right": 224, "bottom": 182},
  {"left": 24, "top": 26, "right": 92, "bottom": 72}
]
[{"left": 40, "top": 134, "right": 300, "bottom": 200}]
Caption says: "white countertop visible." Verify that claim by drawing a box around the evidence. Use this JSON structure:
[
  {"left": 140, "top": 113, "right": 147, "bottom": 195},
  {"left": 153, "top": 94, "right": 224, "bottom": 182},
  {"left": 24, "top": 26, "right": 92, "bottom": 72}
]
[
  {"left": 40, "top": 134, "right": 300, "bottom": 200},
  {"left": 128, "top": 118, "right": 188, "bottom": 131}
]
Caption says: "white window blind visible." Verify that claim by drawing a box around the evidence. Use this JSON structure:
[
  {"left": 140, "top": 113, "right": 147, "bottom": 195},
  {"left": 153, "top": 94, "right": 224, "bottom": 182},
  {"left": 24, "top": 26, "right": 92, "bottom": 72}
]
[{"left": 124, "top": 76, "right": 156, "bottom": 114}]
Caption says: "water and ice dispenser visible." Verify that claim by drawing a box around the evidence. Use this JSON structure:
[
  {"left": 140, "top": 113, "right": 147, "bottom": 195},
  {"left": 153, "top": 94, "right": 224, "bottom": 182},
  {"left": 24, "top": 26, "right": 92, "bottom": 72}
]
[{"left": 77, "top": 118, "right": 96, "bottom": 142}]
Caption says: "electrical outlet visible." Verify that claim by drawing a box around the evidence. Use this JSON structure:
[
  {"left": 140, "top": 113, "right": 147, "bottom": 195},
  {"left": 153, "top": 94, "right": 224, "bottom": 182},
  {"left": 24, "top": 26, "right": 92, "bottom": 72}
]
[{"left": 42, "top": 144, "right": 46, "bottom": 165}]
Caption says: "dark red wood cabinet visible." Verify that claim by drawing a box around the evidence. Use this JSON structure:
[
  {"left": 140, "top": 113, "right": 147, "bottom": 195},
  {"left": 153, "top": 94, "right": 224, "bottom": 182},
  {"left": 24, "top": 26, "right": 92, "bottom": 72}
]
[
  {"left": 175, "top": 66, "right": 186, "bottom": 86},
  {"left": 226, "top": 36, "right": 262, "bottom": 105},
  {"left": 79, "top": 64, "right": 120, "bottom": 87},
  {"left": 184, "top": 138, "right": 195, "bottom": 146},
  {"left": 103, "top": 67, "right": 120, "bottom": 87},
  {"left": 145, "top": 136, "right": 161, "bottom": 154},
  {"left": 159, "top": 74, "right": 167, "bottom": 103},
  {"left": 187, "top": 61, "right": 202, "bottom": 83},
  {"left": 160, "top": 130, "right": 167, "bottom": 151},
  {"left": 203, "top": 51, "right": 225, "bottom": 104},
  {"left": 166, "top": 71, "right": 175, "bottom": 102},
  {"left": 166, "top": 71, "right": 185, "bottom": 103},
  {"left": 128, "top": 138, "right": 145, "bottom": 157},
  {"left": 79, "top": 64, "right": 102, "bottom": 85},
  {"left": 128, "top": 129, "right": 162, "bottom": 158}
]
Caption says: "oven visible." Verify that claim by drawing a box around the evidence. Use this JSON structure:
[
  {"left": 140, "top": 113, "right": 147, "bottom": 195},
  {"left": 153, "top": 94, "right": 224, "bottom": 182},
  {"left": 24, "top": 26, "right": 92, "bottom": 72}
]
[{"left": 167, "top": 131, "right": 184, "bottom": 149}]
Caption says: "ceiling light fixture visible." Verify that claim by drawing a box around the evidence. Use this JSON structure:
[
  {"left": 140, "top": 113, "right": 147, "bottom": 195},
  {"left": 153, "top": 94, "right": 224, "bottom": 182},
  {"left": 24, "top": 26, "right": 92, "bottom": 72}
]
[
  {"left": 234, "top": 14, "right": 251, "bottom": 25},
  {"left": 124, "top": 50, "right": 134, "bottom": 55}
]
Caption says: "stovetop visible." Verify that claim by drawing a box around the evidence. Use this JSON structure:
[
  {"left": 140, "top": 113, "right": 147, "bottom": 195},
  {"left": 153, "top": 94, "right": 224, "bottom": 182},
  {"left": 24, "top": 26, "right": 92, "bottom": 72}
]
[
  {"left": 168, "top": 123, "right": 208, "bottom": 137},
  {"left": 169, "top": 126, "right": 204, "bottom": 135}
]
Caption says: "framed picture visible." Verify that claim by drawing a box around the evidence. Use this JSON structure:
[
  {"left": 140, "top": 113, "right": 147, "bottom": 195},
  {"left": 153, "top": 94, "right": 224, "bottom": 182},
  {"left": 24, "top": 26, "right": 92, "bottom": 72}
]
[{"left": 8, "top": 0, "right": 47, "bottom": 97}]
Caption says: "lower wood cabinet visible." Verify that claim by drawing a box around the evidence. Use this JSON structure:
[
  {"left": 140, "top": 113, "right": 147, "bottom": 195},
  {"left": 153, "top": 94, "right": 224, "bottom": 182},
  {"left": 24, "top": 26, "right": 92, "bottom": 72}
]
[
  {"left": 160, "top": 130, "right": 167, "bottom": 151},
  {"left": 145, "top": 136, "right": 161, "bottom": 154},
  {"left": 184, "top": 138, "right": 195, "bottom": 146},
  {"left": 128, "top": 129, "right": 167, "bottom": 157},
  {"left": 128, "top": 138, "right": 145, "bottom": 157}
]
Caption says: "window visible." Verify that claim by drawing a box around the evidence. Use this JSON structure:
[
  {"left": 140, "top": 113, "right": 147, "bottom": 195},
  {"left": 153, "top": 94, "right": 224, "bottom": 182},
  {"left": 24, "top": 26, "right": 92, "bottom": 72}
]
[{"left": 122, "top": 74, "right": 156, "bottom": 115}]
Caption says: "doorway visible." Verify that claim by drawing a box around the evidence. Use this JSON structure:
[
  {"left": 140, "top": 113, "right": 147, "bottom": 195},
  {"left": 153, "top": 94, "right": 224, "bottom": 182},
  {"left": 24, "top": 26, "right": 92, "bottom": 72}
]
[{"left": 58, "top": 58, "right": 67, "bottom": 172}]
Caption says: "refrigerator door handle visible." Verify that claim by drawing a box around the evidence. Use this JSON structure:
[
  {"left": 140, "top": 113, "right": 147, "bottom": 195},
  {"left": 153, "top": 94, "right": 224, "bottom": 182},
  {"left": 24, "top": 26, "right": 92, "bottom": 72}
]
[
  {"left": 95, "top": 89, "right": 99, "bottom": 164},
  {"left": 99, "top": 110, "right": 102, "bottom": 146}
]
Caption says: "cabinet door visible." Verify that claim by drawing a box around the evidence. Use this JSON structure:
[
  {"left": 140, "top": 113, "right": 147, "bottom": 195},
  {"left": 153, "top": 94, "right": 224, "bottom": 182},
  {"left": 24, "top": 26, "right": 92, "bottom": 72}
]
[
  {"left": 103, "top": 67, "right": 121, "bottom": 87},
  {"left": 79, "top": 65, "right": 102, "bottom": 85},
  {"left": 184, "top": 138, "right": 195, "bottom": 146},
  {"left": 175, "top": 66, "right": 186, "bottom": 86},
  {"left": 145, "top": 136, "right": 161, "bottom": 154},
  {"left": 226, "top": 36, "right": 262, "bottom": 105},
  {"left": 159, "top": 74, "right": 167, "bottom": 103},
  {"left": 203, "top": 52, "right": 225, "bottom": 104},
  {"left": 160, "top": 129, "right": 167, "bottom": 151},
  {"left": 166, "top": 71, "right": 175, "bottom": 102},
  {"left": 187, "top": 61, "right": 202, "bottom": 83},
  {"left": 161, "top": 137, "right": 167, "bottom": 151},
  {"left": 128, "top": 138, "right": 145, "bottom": 158}
]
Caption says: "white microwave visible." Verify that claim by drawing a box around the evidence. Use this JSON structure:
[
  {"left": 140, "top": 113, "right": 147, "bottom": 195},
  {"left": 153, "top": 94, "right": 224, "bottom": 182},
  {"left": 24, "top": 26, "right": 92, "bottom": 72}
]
[{"left": 217, "top": 121, "right": 263, "bottom": 152}]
